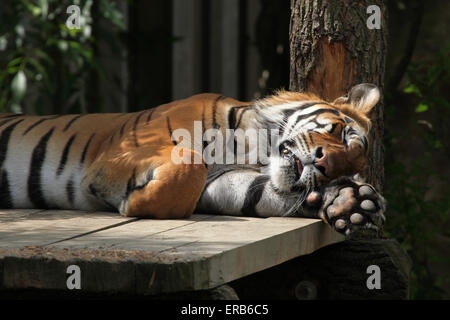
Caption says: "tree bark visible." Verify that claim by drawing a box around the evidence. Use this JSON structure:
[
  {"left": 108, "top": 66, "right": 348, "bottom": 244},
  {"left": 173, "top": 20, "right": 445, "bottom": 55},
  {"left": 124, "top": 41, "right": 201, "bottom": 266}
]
[{"left": 289, "top": 0, "right": 388, "bottom": 191}]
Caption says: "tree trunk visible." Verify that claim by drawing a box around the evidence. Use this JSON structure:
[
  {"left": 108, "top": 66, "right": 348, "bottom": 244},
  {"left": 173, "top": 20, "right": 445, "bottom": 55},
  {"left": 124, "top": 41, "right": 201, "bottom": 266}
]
[{"left": 289, "top": 0, "right": 388, "bottom": 191}]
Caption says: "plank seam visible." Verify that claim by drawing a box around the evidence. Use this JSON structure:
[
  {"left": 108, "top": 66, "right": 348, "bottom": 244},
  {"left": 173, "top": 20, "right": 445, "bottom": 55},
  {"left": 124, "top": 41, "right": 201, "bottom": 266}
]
[
  {"left": 105, "top": 215, "right": 216, "bottom": 250},
  {"left": 42, "top": 218, "right": 140, "bottom": 246}
]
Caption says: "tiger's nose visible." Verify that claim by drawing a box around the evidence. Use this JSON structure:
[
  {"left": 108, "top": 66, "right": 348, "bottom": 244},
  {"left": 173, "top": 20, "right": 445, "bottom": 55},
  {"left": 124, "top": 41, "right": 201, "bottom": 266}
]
[{"left": 314, "top": 147, "right": 329, "bottom": 176}]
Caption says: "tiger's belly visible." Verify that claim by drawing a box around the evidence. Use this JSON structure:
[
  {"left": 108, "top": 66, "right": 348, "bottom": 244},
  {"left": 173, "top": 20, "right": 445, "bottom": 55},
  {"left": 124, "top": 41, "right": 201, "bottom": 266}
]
[
  {"left": 0, "top": 116, "right": 109, "bottom": 210},
  {"left": 3, "top": 146, "right": 100, "bottom": 210}
]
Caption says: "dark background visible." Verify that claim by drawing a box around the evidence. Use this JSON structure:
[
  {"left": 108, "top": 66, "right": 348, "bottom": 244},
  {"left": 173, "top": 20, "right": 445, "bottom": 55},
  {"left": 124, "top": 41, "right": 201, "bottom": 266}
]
[{"left": 0, "top": 0, "right": 449, "bottom": 299}]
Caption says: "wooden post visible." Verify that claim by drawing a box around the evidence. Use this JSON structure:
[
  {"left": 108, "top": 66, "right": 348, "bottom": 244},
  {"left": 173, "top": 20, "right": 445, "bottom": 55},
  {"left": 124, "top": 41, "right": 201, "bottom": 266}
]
[
  {"left": 289, "top": 0, "right": 388, "bottom": 191},
  {"left": 172, "top": 0, "right": 204, "bottom": 100},
  {"left": 283, "top": 1, "right": 412, "bottom": 299}
]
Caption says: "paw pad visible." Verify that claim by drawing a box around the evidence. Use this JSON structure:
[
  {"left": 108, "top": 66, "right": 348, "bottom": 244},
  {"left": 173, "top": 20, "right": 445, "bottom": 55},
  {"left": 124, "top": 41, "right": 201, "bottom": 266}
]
[
  {"left": 349, "top": 213, "right": 364, "bottom": 224},
  {"left": 321, "top": 179, "right": 386, "bottom": 236},
  {"left": 360, "top": 199, "right": 376, "bottom": 211},
  {"left": 334, "top": 219, "right": 346, "bottom": 230},
  {"left": 358, "top": 185, "right": 374, "bottom": 196}
]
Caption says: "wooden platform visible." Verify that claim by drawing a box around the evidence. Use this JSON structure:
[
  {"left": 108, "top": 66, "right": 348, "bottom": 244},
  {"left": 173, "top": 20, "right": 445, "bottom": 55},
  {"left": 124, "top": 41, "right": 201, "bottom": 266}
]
[{"left": 0, "top": 209, "right": 344, "bottom": 295}]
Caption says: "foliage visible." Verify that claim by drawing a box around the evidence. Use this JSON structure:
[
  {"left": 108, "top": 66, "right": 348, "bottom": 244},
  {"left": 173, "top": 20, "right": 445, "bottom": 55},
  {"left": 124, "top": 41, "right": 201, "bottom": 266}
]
[
  {"left": 384, "top": 43, "right": 450, "bottom": 299},
  {"left": 0, "top": 0, "right": 125, "bottom": 114}
]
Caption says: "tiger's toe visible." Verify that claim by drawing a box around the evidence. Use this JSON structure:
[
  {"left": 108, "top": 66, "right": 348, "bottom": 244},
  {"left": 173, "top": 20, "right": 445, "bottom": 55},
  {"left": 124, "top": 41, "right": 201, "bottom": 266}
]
[{"left": 318, "top": 177, "right": 386, "bottom": 236}]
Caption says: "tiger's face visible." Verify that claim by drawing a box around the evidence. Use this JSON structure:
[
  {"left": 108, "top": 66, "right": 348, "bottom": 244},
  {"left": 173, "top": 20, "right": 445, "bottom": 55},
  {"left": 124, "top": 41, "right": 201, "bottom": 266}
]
[{"left": 262, "top": 84, "right": 380, "bottom": 194}]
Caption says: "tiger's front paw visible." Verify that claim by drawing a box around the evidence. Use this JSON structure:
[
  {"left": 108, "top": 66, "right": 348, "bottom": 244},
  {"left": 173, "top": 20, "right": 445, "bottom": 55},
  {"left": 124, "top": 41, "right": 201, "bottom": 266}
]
[{"left": 306, "top": 177, "right": 386, "bottom": 236}]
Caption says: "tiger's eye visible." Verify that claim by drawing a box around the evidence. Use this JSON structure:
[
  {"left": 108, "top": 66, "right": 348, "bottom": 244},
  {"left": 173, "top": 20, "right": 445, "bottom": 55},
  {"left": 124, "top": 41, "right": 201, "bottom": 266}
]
[{"left": 282, "top": 148, "right": 291, "bottom": 155}]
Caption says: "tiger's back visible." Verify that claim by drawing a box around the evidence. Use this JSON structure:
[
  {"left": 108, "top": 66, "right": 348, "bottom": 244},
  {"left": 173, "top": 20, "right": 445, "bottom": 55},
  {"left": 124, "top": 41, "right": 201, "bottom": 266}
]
[{"left": 0, "top": 93, "right": 239, "bottom": 211}]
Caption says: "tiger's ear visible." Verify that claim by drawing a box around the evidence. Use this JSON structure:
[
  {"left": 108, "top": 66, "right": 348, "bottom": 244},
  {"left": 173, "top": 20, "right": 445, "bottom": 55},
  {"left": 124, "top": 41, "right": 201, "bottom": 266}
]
[{"left": 333, "top": 83, "right": 380, "bottom": 116}]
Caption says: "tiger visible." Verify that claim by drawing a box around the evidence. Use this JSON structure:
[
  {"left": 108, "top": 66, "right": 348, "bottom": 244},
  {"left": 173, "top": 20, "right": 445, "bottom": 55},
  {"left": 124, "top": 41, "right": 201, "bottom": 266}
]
[{"left": 0, "top": 83, "right": 385, "bottom": 235}]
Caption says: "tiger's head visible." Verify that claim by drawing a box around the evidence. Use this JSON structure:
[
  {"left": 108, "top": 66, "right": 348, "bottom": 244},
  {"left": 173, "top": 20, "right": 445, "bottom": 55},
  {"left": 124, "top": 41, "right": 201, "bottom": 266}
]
[{"left": 256, "top": 83, "right": 380, "bottom": 194}]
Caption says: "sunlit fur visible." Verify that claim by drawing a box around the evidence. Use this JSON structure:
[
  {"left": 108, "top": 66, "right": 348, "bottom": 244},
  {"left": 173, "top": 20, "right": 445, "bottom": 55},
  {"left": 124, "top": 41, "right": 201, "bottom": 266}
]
[
  {"left": 0, "top": 84, "right": 379, "bottom": 219},
  {"left": 254, "top": 88, "right": 378, "bottom": 214}
]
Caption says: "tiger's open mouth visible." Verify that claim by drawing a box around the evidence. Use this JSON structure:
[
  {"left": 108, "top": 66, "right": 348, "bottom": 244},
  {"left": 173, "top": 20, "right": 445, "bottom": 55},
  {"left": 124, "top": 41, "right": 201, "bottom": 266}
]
[{"left": 293, "top": 156, "right": 303, "bottom": 181}]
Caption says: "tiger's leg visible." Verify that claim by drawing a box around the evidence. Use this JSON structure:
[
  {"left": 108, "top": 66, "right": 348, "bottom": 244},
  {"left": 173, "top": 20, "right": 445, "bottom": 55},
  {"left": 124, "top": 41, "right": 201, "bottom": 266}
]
[
  {"left": 197, "top": 171, "right": 385, "bottom": 235},
  {"left": 82, "top": 147, "right": 207, "bottom": 219},
  {"left": 120, "top": 158, "right": 207, "bottom": 218},
  {"left": 196, "top": 170, "right": 302, "bottom": 217}
]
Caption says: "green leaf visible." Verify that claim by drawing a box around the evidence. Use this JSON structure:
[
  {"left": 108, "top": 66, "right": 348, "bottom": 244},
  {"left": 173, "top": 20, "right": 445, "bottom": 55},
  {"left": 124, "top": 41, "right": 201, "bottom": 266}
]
[
  {"left": 433, "top": 140, "right": 443, "bottom": 149},
  {"left": 7, "top": 57, "right": 23, "bottom": 68},
  {"left": 33, "top": 49, "right": 52, "bottom": 65},
  {"left": 27, "top": 57, "right": 48, "bottom": 79},
  {"left": 404, "top": 83, "right": 422, "bottom": 97},
  {"left": 7, "top": 66, "right": 20, "bottom": 74},
  {"left": 20, "top": 0, "right": 41, "bottom": 16},
  {"left": 415, "top": 103, "right": 429, "bottom": 113}
]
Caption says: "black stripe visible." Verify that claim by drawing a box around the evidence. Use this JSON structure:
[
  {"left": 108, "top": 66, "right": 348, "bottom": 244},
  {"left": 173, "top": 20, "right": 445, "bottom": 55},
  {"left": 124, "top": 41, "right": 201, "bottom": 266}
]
[
  {"left": 125, "top": 168, "right": 137, "bottom": 198},
  {"left": 89, "top": 183, "right": 98, "bottom": 197},
  {"left": 300, "top": 132, "right": 310, "bottom": 152},
  {"left": 80, "top": 133, "right": 95, "bottom": 164},
  {"left": 280, "top": 102, "right": 325, "bottom": 136},
  {"left": 28, "top": 127, "right": 55, "bottom": 208},
  {"left": 282, "top": 108, "right": 300, "bottom": 120},
  {"left": 132, "top": 111, "right": 145, "bottom": 147},
  {"left": 212, "top": 95, "right": 225, "bottom": 129},
  {"left": 202, "top": 105, "right": 208, "bottom": 168},
  {"left": 66, "top": 178, "right": 75, "bottom": 205},
  {"left": 23, "top": 119, "right": 47, "bottom": 135},
  {"left": 308, "top": 131, "right": 315, "bottom": 144},
  {"left": 281, "top": 102, "right": 324, "bottom": 120},
  {"left": 201, "top": 106, "right": 209, "bottom": 166},
  {"left": 0, "top": 169, "right": 12, "bottom": 208},
  {"left": 109, "top": 131, "right": 115, "bottom": 144},
  {"left": 295, "top": 108, "right": 340, "bottom": 124},
  {"left": 119, "top": 117, "right": 132, "bottom": 138},
  {"left": 235, "top": 108, "right": 250, "bottom": 129},
  {"left": 362, "top": 136, "right": 368, "bottom": 151},
  {"left": 202, "top": 104, "right": 207, "bottom": 130},
  {"left": 228, "top": 107, "right": 238, "bottom": 130},
  {"left": 241, "top": 175, "right": 270, "bottom": 217},
  {"left": 167, "top": 117, "right": 177, "bottom": 145},
  {"left": 63, "top": 115, "right": 83, "bottom": 132},
  {"left": 146, "top": 109, "right": 155, "bottom": 123},
  {"left": 344, "top": 116, "right": 354, "bottom": 123},
  {"left": 57, "top": 134, "right": 77, "bottom": 176},
  {"left": 227, "top": 105, "right": 247, "bottom": 130},
  {"left": 295, "top": 135, "right": 308, "bottom": 154},
  {"left": 0, "top": 117, "right": 21, "bottom": 128},
  {"left": 125, "top": 168, "right": 152, "bottom": 199},
  {"left": 329, "top": 123, "right": 338, "bottom": 134},
  {"left": 0, "top": 119, "right": 24, "bottom": 168},
  {"left": 23, "top": 115, "right": 60, "bottom": 136}
]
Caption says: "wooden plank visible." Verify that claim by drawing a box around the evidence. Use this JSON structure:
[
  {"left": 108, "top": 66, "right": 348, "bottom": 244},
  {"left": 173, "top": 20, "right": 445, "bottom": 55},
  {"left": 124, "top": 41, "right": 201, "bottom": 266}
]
[
  {"left": 0, "top": 209, "right": 44, "bottom": 222},
  {"left": 0, "top": 210, "right": 136, "bottom": 247},
  {"left": 0, "top": 210, "right": 344, "bottom": 294},
  {"left": 47, "top": 214, "right": 215, "bottom": 250}
]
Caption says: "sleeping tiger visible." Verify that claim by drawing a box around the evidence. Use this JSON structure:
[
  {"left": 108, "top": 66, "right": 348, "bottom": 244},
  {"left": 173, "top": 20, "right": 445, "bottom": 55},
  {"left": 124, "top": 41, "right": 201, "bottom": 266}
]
[{"left": 0, "top": 83, "right": 385, "bottom": 235}]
